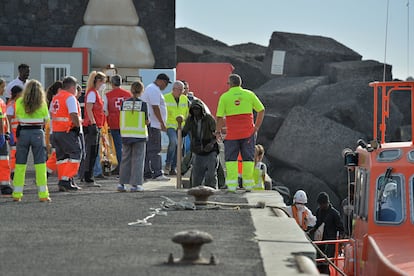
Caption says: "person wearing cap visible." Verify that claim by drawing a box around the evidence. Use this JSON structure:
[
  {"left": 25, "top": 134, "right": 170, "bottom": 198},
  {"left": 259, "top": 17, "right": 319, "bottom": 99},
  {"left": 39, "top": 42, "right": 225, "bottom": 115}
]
[
  {"left": 103, "top": 74, "right": 132, "bottom": 175},
  {"left": 215, "top": 74, "right": 265, "bottom": 192},
  {"left": 312, "top": 192, "right": 344, "bottom": 274},
  {"left": 285, "top": 190, "right": 316, "bottom": 231},
  {"left": 141, "top": 73, "right": 171, "bottom": 181}
]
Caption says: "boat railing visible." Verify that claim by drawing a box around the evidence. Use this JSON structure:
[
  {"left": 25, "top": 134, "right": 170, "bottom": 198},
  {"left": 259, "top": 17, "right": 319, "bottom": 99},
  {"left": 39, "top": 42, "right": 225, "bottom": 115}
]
[{"left": 313, "top": 238, "right": 351, "bottom": 276}]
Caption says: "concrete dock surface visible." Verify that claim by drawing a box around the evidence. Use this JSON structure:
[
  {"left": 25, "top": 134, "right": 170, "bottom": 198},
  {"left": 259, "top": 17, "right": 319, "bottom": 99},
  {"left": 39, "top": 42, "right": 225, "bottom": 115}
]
[{"left": 0, "top": 171, "right": 317, "bottom": 276}]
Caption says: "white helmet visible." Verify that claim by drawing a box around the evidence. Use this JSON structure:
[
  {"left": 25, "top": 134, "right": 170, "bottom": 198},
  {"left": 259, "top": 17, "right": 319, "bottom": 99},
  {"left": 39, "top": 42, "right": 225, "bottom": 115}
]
[{"left": 293, "top": 190, "right": 308, "bottom": 204}]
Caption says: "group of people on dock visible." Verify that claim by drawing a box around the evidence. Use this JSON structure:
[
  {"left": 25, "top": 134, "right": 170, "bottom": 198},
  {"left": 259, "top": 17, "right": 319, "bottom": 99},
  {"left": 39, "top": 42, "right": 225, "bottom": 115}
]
[{"left": 0, "top": 64, "right": 267, "bottom": 201}]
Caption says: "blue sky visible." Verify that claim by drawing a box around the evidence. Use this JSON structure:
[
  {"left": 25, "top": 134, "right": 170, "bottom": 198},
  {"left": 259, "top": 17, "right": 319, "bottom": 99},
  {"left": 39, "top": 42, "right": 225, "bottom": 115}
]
[{"left": 176, "top": 0, "right": 413, "bottom": 80}]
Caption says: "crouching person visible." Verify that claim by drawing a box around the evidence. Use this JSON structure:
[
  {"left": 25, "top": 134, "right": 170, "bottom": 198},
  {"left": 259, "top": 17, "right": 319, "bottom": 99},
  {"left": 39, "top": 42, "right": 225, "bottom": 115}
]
[{"left": 182, "top": 99, "right": 219, "bottom": 189}]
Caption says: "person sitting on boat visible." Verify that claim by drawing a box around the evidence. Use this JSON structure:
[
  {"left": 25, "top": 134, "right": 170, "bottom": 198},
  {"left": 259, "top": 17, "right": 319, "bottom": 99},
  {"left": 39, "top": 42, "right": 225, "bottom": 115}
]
[
  {"left": 378, "top": 181, "right": 402, "bottom": 222},
  {"left": 285, "top": 190, "right": 316, "bottom": 231}
]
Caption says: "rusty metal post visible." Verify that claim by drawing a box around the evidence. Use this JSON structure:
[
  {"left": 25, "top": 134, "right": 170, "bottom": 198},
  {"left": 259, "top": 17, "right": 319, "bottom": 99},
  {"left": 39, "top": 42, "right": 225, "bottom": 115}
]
[{"left": 176, "top": 115, "right": 184, "bottom": 189}]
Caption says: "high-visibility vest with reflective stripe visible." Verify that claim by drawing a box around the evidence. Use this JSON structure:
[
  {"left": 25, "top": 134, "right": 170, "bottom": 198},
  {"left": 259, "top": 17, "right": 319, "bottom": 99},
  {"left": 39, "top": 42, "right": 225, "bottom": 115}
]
[
  {"left": 50, "top": 90, "right": 79, "bottom": 132},
  {"left": 120, "top": 99, "right": 147, "bottom": 138},
  {"left": 253, "top": 162, "right": 266, "bottom": 190},
  {"left": 6, "top": 100, "right": 18, "bottom": 130},
  {"left": 15, "top": 98, "right": 49, "bottom": 125},
  {"left": 164, "top": 93, "right": 189, "bottom": 129}
]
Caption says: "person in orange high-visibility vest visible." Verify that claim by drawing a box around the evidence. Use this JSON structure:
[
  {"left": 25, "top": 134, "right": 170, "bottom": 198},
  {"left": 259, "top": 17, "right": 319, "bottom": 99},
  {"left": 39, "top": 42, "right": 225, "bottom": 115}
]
[
  {"left": 50, "top": 76, "right": 83, "bottom": 192},
  {"left": 286, "top": 190, "right": 316, "bottom": 231},
  {"left": 0, "top": 96, "right": 13, "bottom": 196},
  {"left": 6, "top": 86, "right": 23, "bottom": 180},
  {"left": 45, "top": 80, "right": 63, "bottom": 176},
  {"left": 215, "top": 74, "right": 265, "bottom": 192}
]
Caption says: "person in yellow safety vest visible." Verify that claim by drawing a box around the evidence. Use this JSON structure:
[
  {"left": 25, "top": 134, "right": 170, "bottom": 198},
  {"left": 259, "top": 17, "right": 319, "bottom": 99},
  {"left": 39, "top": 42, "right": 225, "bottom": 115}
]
[
  {"left": 0, "top": 96, "right": 13, "bottom": 196},
  {"left": 50, "top": 76, "right": 83, "bottom": 192},
  {"left": 5, "top": 85, "right": 23, "bottom": 181},
  {"left": 117, "top": 81, "right": 149, "bottom": 192},
  {"left": 252, "top": 144, "right": 266, "bottom": 190},
  {"left": 163, "top": 81, "right": 189, "bottom": 175},
  {"left": 286, "top": 190, "right": 317, "bottom": 231},
  {"left": 13, "top": 79, "right": 51, "bottom": 202},
  {"left": 215, "top": 74, "right": 265, "bottom": 192}
]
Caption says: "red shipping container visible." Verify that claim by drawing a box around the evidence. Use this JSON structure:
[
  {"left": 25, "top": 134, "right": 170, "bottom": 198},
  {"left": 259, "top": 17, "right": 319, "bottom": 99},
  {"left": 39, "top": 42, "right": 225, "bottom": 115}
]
[{"left": 176, "top": 62, "right": 234, "bottom": 116}]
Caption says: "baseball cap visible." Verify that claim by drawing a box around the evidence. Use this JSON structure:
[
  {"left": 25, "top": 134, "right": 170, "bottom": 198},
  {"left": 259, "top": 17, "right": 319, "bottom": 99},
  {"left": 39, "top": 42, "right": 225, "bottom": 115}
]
[{"left": 156, "top": 73, "right": 171, "bottom": 84}]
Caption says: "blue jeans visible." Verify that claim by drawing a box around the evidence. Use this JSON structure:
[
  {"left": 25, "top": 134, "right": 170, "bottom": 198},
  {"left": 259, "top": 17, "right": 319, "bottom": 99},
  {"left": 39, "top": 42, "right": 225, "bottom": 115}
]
[
  {"left": 165, "top": 128, "right": 177, "bottom": 170},
  {"left": 184, "top": 135, "right": 191, "bottom": 156},
  {"left": 110, "top": 129, "right": 122, "bottom": 167},
  {"left": 94, "top": 149, "right": 102, "bottom": 176},
  {"left": 223, "top": 133, "right": 256, "bottom": 162}
]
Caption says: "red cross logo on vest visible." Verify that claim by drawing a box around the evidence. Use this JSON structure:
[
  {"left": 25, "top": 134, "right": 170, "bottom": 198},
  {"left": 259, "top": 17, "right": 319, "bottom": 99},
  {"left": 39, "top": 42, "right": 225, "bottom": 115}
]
[
  {"left": 115, "top": 97, "right": 124, "bottom": 110},
  {"left": 52, "top": 100, "right": 60, "bottom": 114}
]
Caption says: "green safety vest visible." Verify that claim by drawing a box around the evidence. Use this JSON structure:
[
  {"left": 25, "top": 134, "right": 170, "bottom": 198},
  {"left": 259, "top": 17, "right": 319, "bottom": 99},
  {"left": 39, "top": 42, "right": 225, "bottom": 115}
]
[
  {"left": 164, "top": 93, "right": 189, "bottom": 129},
  {"left": 120, "top": 100, "right": 147, "bottom": 138},
  {"left": 15, "top": 98, "right": 49, "bottom": 125}
]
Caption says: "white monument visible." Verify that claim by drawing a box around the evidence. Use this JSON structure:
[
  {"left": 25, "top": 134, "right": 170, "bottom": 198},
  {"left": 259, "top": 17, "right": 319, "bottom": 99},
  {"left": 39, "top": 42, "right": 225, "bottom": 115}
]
[{"left": 72, "top": 0, "right": 155, "bottom": 70}]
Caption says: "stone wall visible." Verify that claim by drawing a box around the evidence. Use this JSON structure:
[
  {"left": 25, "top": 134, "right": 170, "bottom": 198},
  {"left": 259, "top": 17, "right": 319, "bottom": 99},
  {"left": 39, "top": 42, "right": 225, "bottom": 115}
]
[{"left": 0, "top": 0, "right": 175, "bottom": 68}]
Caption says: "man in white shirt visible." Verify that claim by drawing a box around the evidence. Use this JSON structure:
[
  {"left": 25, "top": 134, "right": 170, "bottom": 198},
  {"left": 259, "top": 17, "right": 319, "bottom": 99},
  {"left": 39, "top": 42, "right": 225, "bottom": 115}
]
[
  {"left": 5, "top": 64, "right": 30, "bottom": 101},
  {"left": 141, "top": 73, "right": 170, "bottom": 181}
]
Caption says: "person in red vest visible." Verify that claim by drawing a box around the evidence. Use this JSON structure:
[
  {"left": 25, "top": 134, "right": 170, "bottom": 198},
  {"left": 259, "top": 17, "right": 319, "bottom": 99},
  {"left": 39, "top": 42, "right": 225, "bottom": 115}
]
[
  {"left": 82, "top": 71, "right": 106, "bottom": 186},
  {"left": 103, "top": 74, "right": 131, "bottom": 175},
  {"left": 50, "top": 76, "right": 82, "bottom": 191}
]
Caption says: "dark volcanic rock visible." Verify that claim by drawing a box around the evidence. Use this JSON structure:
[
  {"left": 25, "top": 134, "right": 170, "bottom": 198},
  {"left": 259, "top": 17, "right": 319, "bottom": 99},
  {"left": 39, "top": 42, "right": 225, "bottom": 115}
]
[
  {"left": 322, "top": 59, "right": 393, "bottom": 83},
  {"left": 268, "top": 106, "right": 365, "bottom": 202},
  {"left": 176, "top": 28, "right": 269, "bottom": 89},
  {"left": 255, "top": 76, "right": 329, "bottom": 116},
  {"left": 269, "top": 167, "right": 341, "bottom": 212},
  {"left": 261, "top": 32, "right": 362, "bottom": 77},
  {"left": 305, "top": 78, "right": 404, "bottom": 141},
  {"left": 257, "top": 114, "right": 284, "bottom": 150}
]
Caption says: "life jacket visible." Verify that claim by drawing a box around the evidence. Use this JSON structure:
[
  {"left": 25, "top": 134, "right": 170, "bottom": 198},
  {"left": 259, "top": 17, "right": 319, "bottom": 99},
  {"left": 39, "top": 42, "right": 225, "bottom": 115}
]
[{"left": 292, "top": 205, "right": 308, "bottom": 230}]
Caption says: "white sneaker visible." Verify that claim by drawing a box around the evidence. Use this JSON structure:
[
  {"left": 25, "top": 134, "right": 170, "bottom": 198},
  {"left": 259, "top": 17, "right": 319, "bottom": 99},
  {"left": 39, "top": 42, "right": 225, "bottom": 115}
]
[
  {"left": 154, "top": 174, "right": 170, "bottom": 181},
  {"left": 130, "top": 185, "right": 144, "bottom": 192}
]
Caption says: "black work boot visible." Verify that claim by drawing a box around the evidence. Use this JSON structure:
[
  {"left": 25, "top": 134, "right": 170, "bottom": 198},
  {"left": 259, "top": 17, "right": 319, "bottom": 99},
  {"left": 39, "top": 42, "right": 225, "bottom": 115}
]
[
  {"left": 58, "top": 180, "right": 80, "bottom": 192},
  {"left": 0, "top": 185, "right": 13, "bottom": 196}
]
